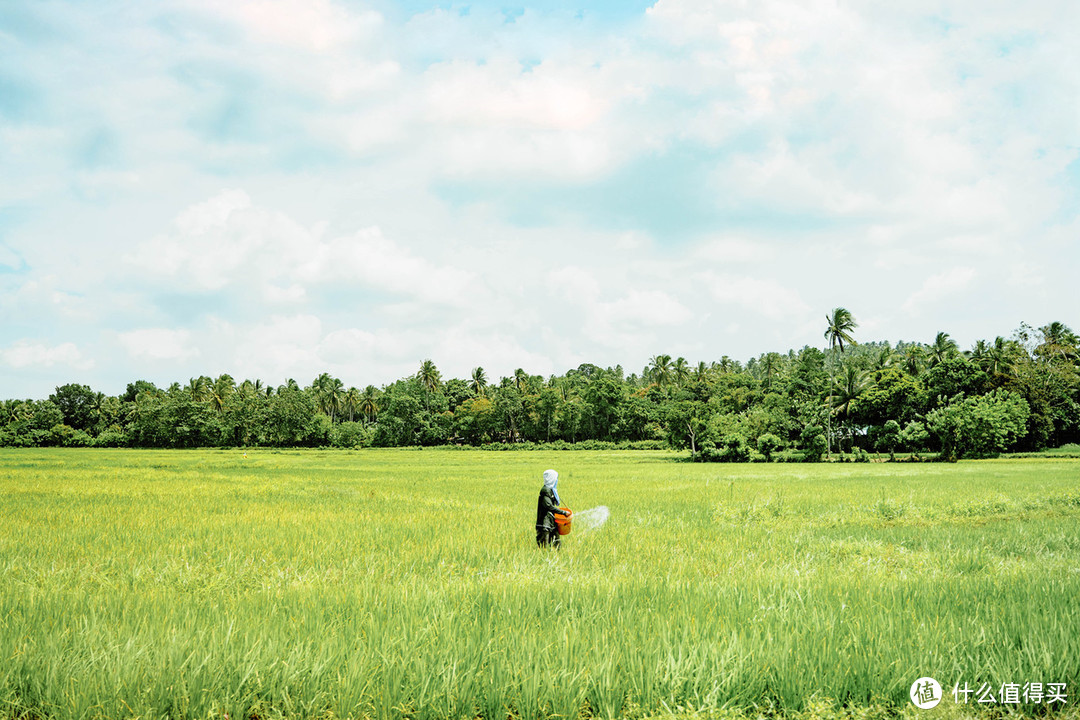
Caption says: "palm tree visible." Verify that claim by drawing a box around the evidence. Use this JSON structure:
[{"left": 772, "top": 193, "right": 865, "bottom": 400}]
[
  {"left": 359, "top": 386, "right": 380, "bottom": 423},
  {"left": 824, "top": 307, "right": 858, "bottom": 352},
  {"left": 186, "top": 376, "right": 210, "bottom": 402},
  {"left": 694, "top": 361, "right": 709, "bottom": 383},
  {"left": 312, "top": 373, "right": 344, "bottom": 421},
  {"left": 761, "top": 352, "right": 782, "bottom": 390},
  {"left": 966, "top": 339, "right": 990, "bottom": 369},
  {"left": 830, "top": 363, "right": 869, "bottom": 451},
  {"left": 417, "top": 360, "right": 442, "bottom": 394},
  {"left": 648, "top": 354, "right": 673, "bottom": 389},
  {"left": 673, "top": 357, "right": 690, "bottom": 387},
  {"left": 986, "top": 337, "right": 1021, "bottom": 376},
  {"left": 872, "top": 346, "right": 896, "bottom": 372},
  {"left": 211, "top": 374, "right": 235, "bottom": 413},
  {"left": 928, "top": 332, "right": 959, "bottom": 367},
  {"left": 1037, "top": 321, "right": 1079, "bottom": 362},
  {"left": 471, "top": 367, "right": 488, "bottom": 397},
  {"left": 901, "top": 345, "right": 925, "bottom": 376},
  {"left": 344, "top": 387, "right": 361, "bottom": 422},
  {"left": 513, "top": 368, "right": 528, "bottom": 392},
  {"left": 716, "top": 356, "right": 738, "bottom": 374},
  {"left": 327, "top": 377, "right": 345, "bottom": 422}
]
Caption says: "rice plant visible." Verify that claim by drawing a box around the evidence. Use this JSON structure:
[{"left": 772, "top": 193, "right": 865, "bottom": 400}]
[{"left": 0, "top": 449, "right": 1077, "bottom": 719}]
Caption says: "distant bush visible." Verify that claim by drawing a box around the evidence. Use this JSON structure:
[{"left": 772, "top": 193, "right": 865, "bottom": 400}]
[
  {"left": 475, "top": 439, "right": 667, "bottom": 451},
  {"left": 330, "top": 422, "right": 374, "bottom": 449},
  {"left": 94, "top": 427, "right": 129, "bottom": 448}
]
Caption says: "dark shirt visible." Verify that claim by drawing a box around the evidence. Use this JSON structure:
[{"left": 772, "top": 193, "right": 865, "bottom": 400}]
[{"left": 536, "top": 487, "right": 569, "bottom": 531}]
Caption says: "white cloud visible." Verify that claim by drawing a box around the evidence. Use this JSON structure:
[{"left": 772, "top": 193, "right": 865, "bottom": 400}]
[
  {"left": 700, "top": 273, "right": 811, "bottom": 321},
  {"left": 196, "top": 0, "right": 382, "bottom": 52},
  {"left": 118, "top": 329, "right": 199, "bottom": 362},
  {"left": 313, "top": 229, "right": 476, "bottom": 305},
  {"left": 694, "top": 237, "right": 776, "bottom": 264},
  {"left": 2, "top": 0, "right": 1079, "bottom": 396},
  {"left": 0, "top": 341, "right": 93, "bottom": 370},
  {"left": 901, "top": 267, "right": 977, "bottom": 315}
]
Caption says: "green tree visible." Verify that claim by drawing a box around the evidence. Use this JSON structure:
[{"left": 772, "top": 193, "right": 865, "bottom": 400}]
[
  {"left": 418, "top": 360, "right": 442, "bottom": 394},
  {"left": 926, "top": 389, "right": 1030, "bottom": 459},
  {"left": 824, "top": 307, "right": 858, "bottom": 352},
  {"left": 470, "top": 367, "right": 488, "bottom": 397},
  {"left": 928, "top": 332, "right": 959, "bottom": 367},
  {"left": 48, "top": 383, "right": 99, "bottom": 432}
]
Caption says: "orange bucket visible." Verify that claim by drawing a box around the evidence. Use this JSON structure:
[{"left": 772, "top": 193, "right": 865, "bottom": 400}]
[{"left": 554, "top": 507, "right": 572, "bottom": 535}]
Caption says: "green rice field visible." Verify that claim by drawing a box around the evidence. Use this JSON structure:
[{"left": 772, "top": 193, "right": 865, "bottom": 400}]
[{"left": 1, "top": 448, "right": 1078, "bottom": 719}]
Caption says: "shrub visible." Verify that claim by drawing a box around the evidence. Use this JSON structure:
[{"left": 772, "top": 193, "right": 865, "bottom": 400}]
[
  {"left": 757, "top": 433, "right": 782, "bottom": 462},
  {"left": 94, "top": 427, "right": 129, "bottom": 448},
  {"left": 330, "top": 422, "right": 374, "bottom": 449},
  {"left": 800, "top": 425, "right": 827, "bottom": 462}
]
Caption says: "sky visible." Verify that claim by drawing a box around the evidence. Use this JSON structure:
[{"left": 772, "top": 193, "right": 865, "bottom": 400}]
[{"left": 1, "top": 0, "right": 1078, "bottom": 398}]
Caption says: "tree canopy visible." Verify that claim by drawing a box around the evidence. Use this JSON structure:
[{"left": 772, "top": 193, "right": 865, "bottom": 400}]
[{"left": 4, "top": 318, "right": 1079, "bottom": 460}]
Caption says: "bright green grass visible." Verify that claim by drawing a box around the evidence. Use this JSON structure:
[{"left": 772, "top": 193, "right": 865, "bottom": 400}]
[{"left": 1, "top": 449, "right": 1078, "bottom": 719}]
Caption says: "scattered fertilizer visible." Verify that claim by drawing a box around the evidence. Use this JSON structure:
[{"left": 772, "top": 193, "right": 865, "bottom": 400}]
[{"left": 573, "top": 505, "right": 610, "bottom": 532}]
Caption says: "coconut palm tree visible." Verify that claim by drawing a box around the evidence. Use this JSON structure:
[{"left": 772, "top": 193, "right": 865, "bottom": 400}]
[
  {"left": 417, "top": 360, "right": 442, "bottom": 394},
  {"left": 872, "top": 346, "right": 896, "bottom": 372},
  {"left": 901, "top": 345, "right": 926, "bottom": 376},
  {"left": 344, "top": 387, "right": 361, "bottom": 422},
  {"left": 359, "top": 386, "right": 380, "bottom": 423},
  {"left": 513, "top": 368, "right": 528, "bottom": 392},
  {"left": 1037, "top": 321, "right": 1079, "bottom": 362},
  {"left": 761, "top": 352, "right": 782, "bottom": 390},
  {"left": 186, "top": 376, "right": 210, "bottom": 402},
  {"left": 673, "top": 357, "right": 690, "bottom": 387},
  {"left": 824, "top": 307, "right": 858, "bottom": 352},
  {"left": 471, "top": 367, "right": 488, "bottom": 397},
  {"left": 986, "top": 337, "right": 1021, "bottom": 376},
  {"left": 928, "top": 332, "right": 959, "bottom": 367},
  {"left": 830, "top": 363, "right": 869, "bottom": 451},
  {"left": 648, "top": 354, "right": 673, "bottom": 389},
  {"left": 694, "top": 361, "right": 709, "bottom": 383},
  {"left": 966, "top": 339, "right": 990, "bottom": 369},
  {"left": 211, "top": 374, "right": 235, "bottom": 413}
]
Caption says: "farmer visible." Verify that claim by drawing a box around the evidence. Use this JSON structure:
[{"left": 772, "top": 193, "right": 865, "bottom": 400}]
[{"left": 536, "top": 469, "right": 570, "bottom": 548}]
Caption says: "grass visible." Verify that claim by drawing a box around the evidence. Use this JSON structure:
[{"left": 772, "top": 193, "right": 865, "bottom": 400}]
[{"left": 1, "top": 448, "right": 1078, "bottom": 719}]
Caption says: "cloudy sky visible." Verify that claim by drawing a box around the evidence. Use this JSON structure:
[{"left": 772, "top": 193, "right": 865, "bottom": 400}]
[{"left": 1, "top": 0, "right": 1078, "bottom": 398}]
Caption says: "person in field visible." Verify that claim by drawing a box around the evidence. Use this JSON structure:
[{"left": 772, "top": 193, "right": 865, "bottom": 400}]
[{"left": 536, "top": 469, "right": 570, "bottom": 548}]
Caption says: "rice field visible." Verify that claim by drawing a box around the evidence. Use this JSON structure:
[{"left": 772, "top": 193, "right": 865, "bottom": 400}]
[{"left": 1, "top": 448, "right": 1078, "bottom": 719}]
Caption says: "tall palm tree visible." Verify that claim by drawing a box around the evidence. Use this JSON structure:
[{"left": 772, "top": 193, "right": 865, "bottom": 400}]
[
  {"left": 344, "top": 387, "right": 361, "bottom": 422},
  {"left": 1037, "top": 321, "right": 1079, "bottom": 362},
  {"left": 471, "top": 367, "right": 488, "bottom": 397},
  {"left": 673, "top": 357, "right": 690, "bottom": 387},
  {"left": 761, "top": 352, "right": 782, "bottom": 390},
  {"left": 830, "top": 363, "right": 869, "bottom": 451},
  {"left": 648, "top": 354, "right": 673, "bottom": 389},
  {"left": 901, "top": 345, "right": 925, "bottom": 376},
  {"left": 513, "top": 368, "right": 528, "bottom": 392},
  {"left": 211, "top": 374, "right": 235, "bottom": 413},
  {"left": 929, "top": 332, "right": 959, "bottom": 367},
  {"left": 966, "top": 339, "right": 990, "bottom": 369},
  {"left": 694, "top": 361, "right": 709, "bottom": 383},
  {"left": 186, "top": 376, "right": 210, "bottom": 402},
  {"left": 327, "top": 377, "right": 345, "bottom": 423},
  {"left": 986, "top": 337, "right": 1021, "bottom": 376},
  {"left": 417, "top": 360, "right": 442, "bottom": 394},
  {"left": 824, "top": 307, "right": 858, "bottom": 352},
  {"left": 359, "top": 386, "right": 380, "bottom": 423},
  {"left": 872, "top": 346, "right": 896, "bottom": 372}
]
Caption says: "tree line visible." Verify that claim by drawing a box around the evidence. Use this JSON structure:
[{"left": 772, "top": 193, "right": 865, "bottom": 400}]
[{"left": 3, "top": 312, "right": 1078, "bottom": 460}]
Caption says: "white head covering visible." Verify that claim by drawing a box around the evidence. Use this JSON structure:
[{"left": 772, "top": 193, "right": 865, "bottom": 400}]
[{"left": 542, "top": 469, "right": 560, "bottom": 505}]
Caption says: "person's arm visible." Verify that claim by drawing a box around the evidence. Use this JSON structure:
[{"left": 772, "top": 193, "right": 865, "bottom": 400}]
[{"left": 554, "top": 505, "right": 570, "bottom": 516}]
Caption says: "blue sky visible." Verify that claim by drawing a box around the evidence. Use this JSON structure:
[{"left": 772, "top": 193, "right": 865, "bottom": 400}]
[{"left": 1, "top": 0, "right": 1078, "bottom": 398}]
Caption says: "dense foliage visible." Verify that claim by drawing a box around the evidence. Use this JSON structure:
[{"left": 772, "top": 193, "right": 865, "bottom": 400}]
[{"left": 3, "top": 318, "right": 1078, "bottom": 460}]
